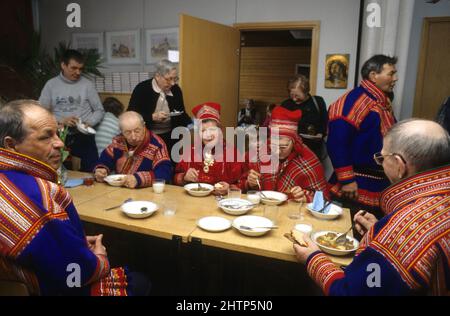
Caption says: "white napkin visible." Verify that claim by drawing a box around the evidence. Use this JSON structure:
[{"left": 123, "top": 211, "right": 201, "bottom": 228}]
[{"left": 311, "top": 191, "right": 331, "bottom": 213}]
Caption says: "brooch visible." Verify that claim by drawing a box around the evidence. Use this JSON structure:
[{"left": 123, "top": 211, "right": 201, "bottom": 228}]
[{"left": 203, "top": 152, "right": 214, "bottom": 173}]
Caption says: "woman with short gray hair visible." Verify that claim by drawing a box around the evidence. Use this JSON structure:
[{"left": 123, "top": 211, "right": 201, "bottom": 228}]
[{"left": 128, "top": 59, "right": 192, "bottom": 159}]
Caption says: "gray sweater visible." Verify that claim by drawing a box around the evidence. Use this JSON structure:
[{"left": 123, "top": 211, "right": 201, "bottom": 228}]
[{"left": 39, "top": 73, "right": 104, "bottom": 127}]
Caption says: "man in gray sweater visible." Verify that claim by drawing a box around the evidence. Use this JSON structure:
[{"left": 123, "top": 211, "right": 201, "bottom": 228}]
[{"left": 39, "top": 49, "right": 104, "bottom": 172}]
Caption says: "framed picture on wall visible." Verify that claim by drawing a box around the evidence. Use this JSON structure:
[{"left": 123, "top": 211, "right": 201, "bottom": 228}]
[
  {"left": 105, "top": 29, "right": 140, "bottom": 64},
  {"left": 145, "top": 27, "right": 179, "bottom": 64},
  {"left": 325, "top": 54, "right": 349, "bottom": 89},
  {"left": 71, "top": 32, "right": 104, "bottom": 55}
]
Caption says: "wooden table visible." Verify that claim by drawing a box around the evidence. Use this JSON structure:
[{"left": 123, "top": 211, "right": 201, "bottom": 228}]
[
  {"left": 67, "top": 171, "right": 354, "bottom": 266},
  {"left": 65, "top": 171, "right": 121, "bottom": 206}
]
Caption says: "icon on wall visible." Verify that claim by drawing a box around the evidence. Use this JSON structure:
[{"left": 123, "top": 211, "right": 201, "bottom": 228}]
[{"left": 325, "top": 54, "right": 349, "bottom": 89}]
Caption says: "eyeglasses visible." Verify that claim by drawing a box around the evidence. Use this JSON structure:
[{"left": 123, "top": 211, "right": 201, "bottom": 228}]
[
  {"left": 271, "top": 141, "right": 292, "bottom": 150},
  {"left": 122, "top": 127, "right": 145, "bottom": 137},
  {"left": 373, "top": 152, "right": 406, "bottom": 165},
  {"left": 163, "top": 76, "right": 179, "bottom": 83}
]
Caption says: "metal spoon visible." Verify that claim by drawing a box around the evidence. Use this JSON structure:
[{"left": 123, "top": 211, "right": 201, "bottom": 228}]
[
  {"left": 104, "top": 198, "right": 132, "bottom": 211},
  {"left": 335, "top": 226, "right": 353, "bottom": 244},
  {"left": 239, "top": 225, "right": 278, "bottom": 230},
  {"left": 256, "top": 179, "right": 269, "bottom": 199}
]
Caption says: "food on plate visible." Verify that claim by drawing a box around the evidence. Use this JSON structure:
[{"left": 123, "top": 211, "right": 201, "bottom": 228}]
[
  {"left": 316, "top": 232, "right": 354, "bottom": 250},
  {"left": 214, "top": 183, "right": 224, "bottom": 190},
  {"left": 284, "top": 230, "right": 307, "bottom": 247},
  {"left": 262, "top": 197, "right": 280, "bottom": 202},
  {"left": 190, "top": 187, "right": 210, "bottom": 192}
]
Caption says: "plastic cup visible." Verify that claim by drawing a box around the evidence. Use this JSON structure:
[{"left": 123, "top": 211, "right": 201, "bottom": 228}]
[{"left": 153, "top": 179, "right": 165, "bottom": 193}]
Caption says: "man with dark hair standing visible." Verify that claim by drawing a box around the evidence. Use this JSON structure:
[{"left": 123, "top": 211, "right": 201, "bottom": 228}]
[
  {"left": 39, "top": 49, "right": 104, "bottom": 172},
  {"left": 327, "top": 54, "right": 398, "bottom": 219}
]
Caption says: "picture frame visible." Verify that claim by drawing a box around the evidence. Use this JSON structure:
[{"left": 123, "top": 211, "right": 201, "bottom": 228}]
[
  {"left": 295, "top": 64, "right": 311, "bottom": 77},
  {"left": 105, "top": 29, "right": 140, "bottom": 64},
  {"left": 145, "top": 27, "right": 179, "bottom": 64},
  {"left": 71, "top": 32, "right": 104, "bottom": 55},
  {"left": 325, "top": 54, "right": 350, "bottom": 89}
]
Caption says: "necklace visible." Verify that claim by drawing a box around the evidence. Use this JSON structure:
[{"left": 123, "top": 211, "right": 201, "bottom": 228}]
[{"left": 203, "top": 152, "right": 214, "bottom": 173}]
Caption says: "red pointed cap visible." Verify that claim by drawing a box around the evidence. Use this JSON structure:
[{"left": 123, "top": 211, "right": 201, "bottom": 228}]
[
  {"left": 269, "top": 106, "right": 302, "bottom": 139},
  {"left": 192, "top": 102, "right": 221, "bottom": 123}
]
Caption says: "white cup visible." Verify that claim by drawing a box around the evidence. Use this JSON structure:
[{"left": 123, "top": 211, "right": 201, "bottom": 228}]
[
  {"left": 152, "top": 179, "right": 165, "bottom": 193},
  {"left": 246, "top": 190, "right": 261, "bottom": 204},
  {"left": 294, "top": 223, "right": 313, "bottom": 237}
]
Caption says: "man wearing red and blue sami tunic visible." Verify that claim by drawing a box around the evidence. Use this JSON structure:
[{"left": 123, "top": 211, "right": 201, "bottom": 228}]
[
  {"left": 94, "top": 111, "right": 172, "bottom": 188},
  {"left": 294, "top": 119, "right": 450, "bottom": 296},
  {"left": 327, "top": 55, "right": 398, "bottom": 218},
  {"left": 0, "top": 101, "right": 130, "bottom": 295}
]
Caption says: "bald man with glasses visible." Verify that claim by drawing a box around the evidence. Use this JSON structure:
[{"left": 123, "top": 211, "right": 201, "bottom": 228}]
[{"left": 293, "top": 119, "right": 450, "bottom": 296}]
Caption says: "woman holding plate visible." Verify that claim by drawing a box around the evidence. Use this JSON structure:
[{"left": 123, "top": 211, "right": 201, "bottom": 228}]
[{"left": 128, "top": 59, "right": 192, "bottom": 159}]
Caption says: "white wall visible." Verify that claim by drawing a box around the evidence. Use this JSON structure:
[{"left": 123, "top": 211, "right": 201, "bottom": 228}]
[
  {"left": 400, "top": 0, "right": 450, "bottom": 120},
  {"left": 38, "top": 0, "right": 361, "bottom": 105},
  {"left": 236, "top": 0, "right": 360, "bottom": 108}
]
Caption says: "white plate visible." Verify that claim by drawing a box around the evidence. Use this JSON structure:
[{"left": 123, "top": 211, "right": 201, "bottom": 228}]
[
  {"left": 121, "top": 201, "right": 158, "bottom": 219},
  {"left": 232, "top": 215, "right": 274, "bottom": 237},
  {"left": 184, "top": 183, "right": 214, "bottom": 197},
  {"left": 77, "top": 123, "right": 96, "bottom": 135},
  {"left": 260, "top": 191, "right": 288, "bottom": 206},
  {"left": 218, "top": 198, "right": 255, "bottom": 215},
  {"left": 312, "top": 230, "right": 359, "bottom": 256},
  {"left": 104, "top": 174, "right": 126, "bottom": 187},
  {"left": 306, "top": 203, "right": 343, "bottom": 220},
  {"left": 169, "top": 111, "right": 184, "bottom": 117},
  {"left": 197, "top": 216, "right": 231, "bottom": 232}
]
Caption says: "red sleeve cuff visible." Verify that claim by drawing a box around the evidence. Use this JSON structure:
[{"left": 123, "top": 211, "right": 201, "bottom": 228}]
[{"left": 335, "top": 166, "right": 355, "bottom": 184}]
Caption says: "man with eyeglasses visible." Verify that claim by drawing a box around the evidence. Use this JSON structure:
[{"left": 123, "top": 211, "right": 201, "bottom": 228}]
[
  {"left": 94, "top": 111, "right": 172, "bottom": 188},
  {"left": 327, "top": 55, "right": 398, "bottom": 219},
  {"left": 293, "top": 119, "right": 450, "bottom": 295},
  {"left": 128, "top": 59, "right": 192, "bottom": 160}
]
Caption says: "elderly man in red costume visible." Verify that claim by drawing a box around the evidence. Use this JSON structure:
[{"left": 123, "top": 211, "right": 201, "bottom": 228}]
[
  {"left": 174, "top": 102, "right": 244, "bottom": 195},
  {"left": 241, "top": 106, "right": 328, "bottom": 202},
  {"left": 293, "top": 119, "right": 450, "bottom": 296}
]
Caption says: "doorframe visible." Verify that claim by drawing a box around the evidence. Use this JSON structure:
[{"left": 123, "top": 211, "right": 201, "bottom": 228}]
[
  {"left": 413, "top": 16, "right": 450, "bottom": 117},
  {"left": 233, "top": 21, "right": 320, "bottom": 94}
]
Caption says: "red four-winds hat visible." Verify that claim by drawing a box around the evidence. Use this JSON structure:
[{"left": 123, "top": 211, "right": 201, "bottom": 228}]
[
  {"left": 269, "top": 106, "right": 302, "bottom": 139},
  {"left": 192, "top": 102, "right": 221, "bottom": 123}
]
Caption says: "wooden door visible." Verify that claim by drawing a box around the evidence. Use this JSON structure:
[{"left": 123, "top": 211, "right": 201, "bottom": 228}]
[
  {"left": 413, "top": 17, "right": 450, "bottom": 119},
  {"left": 179, "top": 14, "right": 240, "bottom": 128}
]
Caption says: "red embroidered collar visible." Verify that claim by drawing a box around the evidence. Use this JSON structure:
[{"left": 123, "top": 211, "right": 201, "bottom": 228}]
[
  {"left": 0, "top": 148, "right": 58, "bottom": 183},
  {"left": 381, "top": 164, "right": 450, "bottom": 214},
  {"left": 361, "top": 79, "right": 389, "bottom": 107}
]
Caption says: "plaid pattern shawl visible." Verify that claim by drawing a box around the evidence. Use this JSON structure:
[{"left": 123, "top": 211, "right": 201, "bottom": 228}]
[{"left": 241, "top": 139, "right": 329, "bottom": 202}]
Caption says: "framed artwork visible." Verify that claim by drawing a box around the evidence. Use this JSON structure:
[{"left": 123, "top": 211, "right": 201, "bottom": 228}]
[
  {"left": 325, "top": 54, "right": 349, "bottom": 89},
  {"left": 105, "top": 29, "right": 140, "bottom": 64},
  {"left": 71, "top": 32, "right": 104, "bottom": 55},
  {"left": 145, "top": 27, "right": 179, "bottom": 64},
  {"left": 295, "top": 64, "right": 311, "bottom": 77}
]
